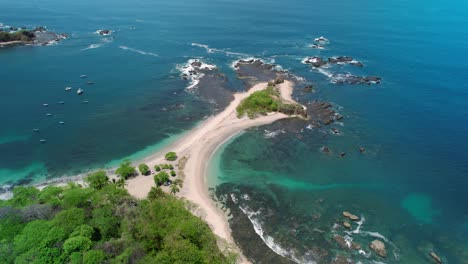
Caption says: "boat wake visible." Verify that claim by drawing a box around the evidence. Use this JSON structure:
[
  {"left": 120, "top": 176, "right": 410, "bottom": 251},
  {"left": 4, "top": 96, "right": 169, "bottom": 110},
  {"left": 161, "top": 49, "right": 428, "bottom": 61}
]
[
  {"left": 81, "top": 43, "right": 103, "bottom": 51},
  {"left": 119, "top": 45, "right": 159, "bottom": 57}
]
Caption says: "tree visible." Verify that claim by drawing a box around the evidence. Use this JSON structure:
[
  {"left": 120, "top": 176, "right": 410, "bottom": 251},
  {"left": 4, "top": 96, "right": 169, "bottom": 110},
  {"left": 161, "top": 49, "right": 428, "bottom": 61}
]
[
  {"left": 85, "top": 171, "right": 109, "bottom": 190},
  {"left": 165, "top": 152, "right": 177, "bottom": 161},
  {"left": 154, "top": 171, "right": 169, "bottom": 186},
  {"left": 63, "top": 236, "right": 93, "bottom": 254},
  {"left": 115, "top": 160, "right": 136, "bottom": 180},
  {"left": 147, "top": 186, "right": 166, "bottom": 200},
  {"left": 115, "top": 178, "right": 126, "bottom": 188},
  {"left": 154, "top": 165, "right": 161, "bottom": 172},
  {"left": 170, "top": 179, "right": 183, "bottom": 195},
  {"left": 138, "top": 164, "right": 150, "bottom": 175},
  {"left": 170, "top": 170, "right": 176, "bottom": 177},
  {"left": 83, "top": 250, "right": 106, "bottom": 264}
]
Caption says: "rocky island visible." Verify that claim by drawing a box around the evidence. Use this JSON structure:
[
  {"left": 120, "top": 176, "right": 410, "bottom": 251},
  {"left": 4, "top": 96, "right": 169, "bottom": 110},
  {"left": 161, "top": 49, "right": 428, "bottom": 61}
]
[{"left": 0, "top": 26, "right": 67, "bottom": 47}]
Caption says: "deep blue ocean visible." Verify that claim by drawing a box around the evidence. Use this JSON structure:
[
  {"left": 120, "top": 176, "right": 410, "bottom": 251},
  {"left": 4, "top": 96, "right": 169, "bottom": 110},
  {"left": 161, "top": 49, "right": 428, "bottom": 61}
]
[{"left": 1, "top": 0, "right": 467, "bottom": 262}]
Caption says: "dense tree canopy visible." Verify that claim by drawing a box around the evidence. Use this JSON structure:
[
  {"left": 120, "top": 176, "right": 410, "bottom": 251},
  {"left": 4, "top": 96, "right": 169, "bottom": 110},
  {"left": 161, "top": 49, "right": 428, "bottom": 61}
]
[
  {"left": 0, "top": 183, "right": 234, "bottom": 264},
  {"left": 165, "top": 152, "right": 178, "bottom": 161}
]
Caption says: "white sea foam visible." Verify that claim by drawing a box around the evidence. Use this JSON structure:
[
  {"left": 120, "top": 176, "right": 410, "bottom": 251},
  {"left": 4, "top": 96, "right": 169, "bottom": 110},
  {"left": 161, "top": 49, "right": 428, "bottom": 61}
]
[
  {"left": 81, "top": 43, "right": 103, "bottom": 51},
  {"left": 176, "top": 59, "right": 217, "bottom": 90},
  {"left": 119, "top": 45, "right": 159, "bottom": 57},
  {"left": 264, "top": 129, "right": 285, "bottom": 138},
  {"left": 191, "top": 42, "right": 248, "bottom": 57},
  {"left": 238, "top": 205, "right": 316, "bottom": 264}
]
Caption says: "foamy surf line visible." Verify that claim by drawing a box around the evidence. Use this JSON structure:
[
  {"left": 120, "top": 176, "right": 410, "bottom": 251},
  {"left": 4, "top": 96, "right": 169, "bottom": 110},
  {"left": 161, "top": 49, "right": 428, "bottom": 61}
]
[
  {"left": 119, "top": 45, "right": 159, "bottom": 57},
  {"left": 191, "top": 42, "right": 248, "bottom": 57}
]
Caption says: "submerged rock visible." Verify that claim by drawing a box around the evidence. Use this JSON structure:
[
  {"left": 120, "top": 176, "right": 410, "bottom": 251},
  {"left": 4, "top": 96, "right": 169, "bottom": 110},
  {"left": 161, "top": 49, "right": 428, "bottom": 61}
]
[
  {"left": 359, "top": 147, "right": 366, "bottom": 153},
  {"left": 343, "top": 221, "right": 351, "bottom": 228},
  {"left": 331, "top": 255, "right": 354, "bottom": 264},
  {"left": 429, "top": 251, "right": 442, "bottom": 263},
  {"left": 303, "top": 85, "right": 314, "bottom": 92},
  {"left": 370, "top": 239, "right": 387, "bottom": 258},
  {"left": 342, "top": 211, "right": 359, "bottom": 220}
]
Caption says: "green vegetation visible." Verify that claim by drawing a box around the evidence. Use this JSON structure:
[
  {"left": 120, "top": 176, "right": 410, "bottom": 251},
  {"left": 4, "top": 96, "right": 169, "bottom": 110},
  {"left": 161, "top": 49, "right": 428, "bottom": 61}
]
[
  {"left": 170, "top": 179, "right": 183, "bottom": 195},
  {"left": 170, "top": 170, "right": 176, "bottom": 177},
  {"left": 116, "top": 160, "right": 136, "bottom": 180},
  {"left": 236, "top": 84, "right": 307, "bottom": 119},
  {"left": 154, "top": 165, "right": 161, "bottom": 172},
  {"left": 85, "top": 171, "right": 109, "bottom": 190},
  {"left": 0, "top": 30, "right": 35, "bottom": 43},
  {"left": 236, "top": 85, "right": 280, "bottom": 118},
  {"left": 165, "top": 152, "right": 178, "bottom": 161},
  {"left": 154, "top": 171, "right": 170, "bottom": 186},
  {"left": 138, "top": 164, "right": 150, "bottom": 176},
  {"left": 0, "top": 183, "right": 234, "bottom": 263}
]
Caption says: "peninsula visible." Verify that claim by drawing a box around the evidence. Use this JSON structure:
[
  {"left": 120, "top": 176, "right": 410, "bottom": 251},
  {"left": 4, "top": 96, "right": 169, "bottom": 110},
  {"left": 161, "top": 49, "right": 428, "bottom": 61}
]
[{"left": 126, "top": 80, "right": 305, "bottom": 244}]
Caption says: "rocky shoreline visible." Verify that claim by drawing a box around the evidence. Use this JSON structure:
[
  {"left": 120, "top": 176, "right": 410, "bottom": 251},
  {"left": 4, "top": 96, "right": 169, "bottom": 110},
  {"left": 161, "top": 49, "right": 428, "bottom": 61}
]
[{"left": 0, "top": 25, "right": 67, "bottom": 47}]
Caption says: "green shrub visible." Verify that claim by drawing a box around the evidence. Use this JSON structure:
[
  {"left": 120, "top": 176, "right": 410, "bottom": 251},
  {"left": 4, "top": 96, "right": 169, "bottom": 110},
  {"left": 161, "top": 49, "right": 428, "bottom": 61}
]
[
  {"left": 165, "top": 152, "right": 177, "bottom": 161},
  {"left": 236, "top": 86, "right": 280, "bottom": 118},
  {"left": 83, "top": 250, "right": 106, "bottom": 264},
  {"left": 154, "top": 165, "right": 161, "bottom": 171},
  {"left": 138, "top": 164, "right": 150, "bottom": 175},
  {"left": 63, "top": 236, "right": 93, "bottom": 254},
  {"left": 170, "top": 170, "right": 176, "bottom": 177},
  {"left": 116, "top": 160, "right": 136, "bottom": 180},
  {"left": 154, "top": 171, "right": 170, "bottom": 186}
]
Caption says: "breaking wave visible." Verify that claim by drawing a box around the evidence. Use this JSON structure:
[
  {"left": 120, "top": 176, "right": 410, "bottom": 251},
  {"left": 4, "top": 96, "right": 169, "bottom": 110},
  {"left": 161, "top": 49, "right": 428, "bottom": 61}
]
[
  {"left": 191, "top": 42, "right": 248, "bottom": 57},
  {"left": 119, "top": 45, "right": 159, "bottom": 57}
]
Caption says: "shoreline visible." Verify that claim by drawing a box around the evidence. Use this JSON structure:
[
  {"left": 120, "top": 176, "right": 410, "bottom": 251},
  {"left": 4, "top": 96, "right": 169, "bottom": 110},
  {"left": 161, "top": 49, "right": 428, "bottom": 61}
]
[
  {"left": 1, "top": 80, "right": 301, "bottom": 262},
  {"left": 125, "top": 80, "right": 301, "bottom": 261}
]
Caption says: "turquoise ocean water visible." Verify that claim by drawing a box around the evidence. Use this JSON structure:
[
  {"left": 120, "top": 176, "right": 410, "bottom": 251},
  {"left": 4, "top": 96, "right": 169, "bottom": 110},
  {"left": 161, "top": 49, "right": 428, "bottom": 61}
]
[{"left": 1, "top": 0, "right": 467, "bottom": 262}]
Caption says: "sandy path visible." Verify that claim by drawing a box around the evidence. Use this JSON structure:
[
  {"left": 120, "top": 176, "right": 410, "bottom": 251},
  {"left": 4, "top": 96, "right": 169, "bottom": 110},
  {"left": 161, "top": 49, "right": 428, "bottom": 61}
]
[{"left": 126, "top": 80, "right": 297, "bottom": 248}]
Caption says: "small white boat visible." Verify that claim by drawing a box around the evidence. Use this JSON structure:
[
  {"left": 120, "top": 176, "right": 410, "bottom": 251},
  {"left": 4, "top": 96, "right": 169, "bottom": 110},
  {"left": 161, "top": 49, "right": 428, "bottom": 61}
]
[
  {"left": 40, "top": 139, "right": 47, "bottom": 143},
  {"left": 43, "top": 103, "right": 49, "bottom": 107},
  {"left": 59, "top": 121, "right": 65, "bottom": 125},
  {"left": 46, "top": 113, "right": 53, "bottom": 116},
  {"left": 65, "top": 86, "right": 72, "bottom": 91},
  {"left": 77, "top": 88, "right": 84, "bottom": 95},
  {"left": 59, "top": 101, "right": 65, "bottom": 104},
  {"left": 314, "top": 36, "right": 329, "bottom": 43},
  {"left": 82, "top": 100, "right": 89, "bottom": 104},
  {"left": 80, "top": 74, "right": 87, "bottom": 78}
]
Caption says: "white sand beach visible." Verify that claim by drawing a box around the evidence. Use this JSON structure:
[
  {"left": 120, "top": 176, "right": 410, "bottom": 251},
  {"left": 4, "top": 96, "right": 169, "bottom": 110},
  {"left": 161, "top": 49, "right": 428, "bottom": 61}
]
[{"left": 126, "top": 81, "right": 299, "bottom": 246}]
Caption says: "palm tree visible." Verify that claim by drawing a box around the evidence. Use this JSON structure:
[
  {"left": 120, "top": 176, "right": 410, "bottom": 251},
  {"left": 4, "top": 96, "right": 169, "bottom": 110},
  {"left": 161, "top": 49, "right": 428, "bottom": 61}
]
[
  {"left": 170, "top": 179, "right": 183, "bottom": 195},
  {"left": 115, "top": 178, "right": 127, "bottom": 188}
]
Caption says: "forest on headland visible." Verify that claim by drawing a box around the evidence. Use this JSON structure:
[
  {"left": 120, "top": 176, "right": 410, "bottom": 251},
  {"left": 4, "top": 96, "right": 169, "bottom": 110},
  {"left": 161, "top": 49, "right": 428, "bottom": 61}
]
[{"left": 0, "top": 171, "right": 235, "bottom": 264}]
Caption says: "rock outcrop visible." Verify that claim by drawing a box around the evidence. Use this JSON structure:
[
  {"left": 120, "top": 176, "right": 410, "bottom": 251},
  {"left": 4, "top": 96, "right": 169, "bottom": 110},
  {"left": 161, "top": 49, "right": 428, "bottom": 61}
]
[
  {"left": 370, "top": 240, "right": 387, "bottom": 258},
  {"left": 429, "top": 252, "right": 442, "bottom": 263}
]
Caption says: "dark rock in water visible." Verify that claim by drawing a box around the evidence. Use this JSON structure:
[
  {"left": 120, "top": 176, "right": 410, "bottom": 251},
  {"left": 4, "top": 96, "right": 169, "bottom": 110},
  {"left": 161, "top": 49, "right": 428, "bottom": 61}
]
[
  {"left": 340, "top": 152, "right": 346, "bottom": 157},
  {"left": 191, "top": 61, "right": 202, "bottom": 67},
  {"left": 364, "top": 76, "right": 382, "bottom": 83},
  {"left": 274, "top": 76, "right": 285, "bottom": 84},
  {"left": 306, "top": 101, "right": 338, "bottom": 126},
  {"left": 331, "top": 128, "right": 341, "bottom": 135},
  {"left": 334, "top": 235, "right": 349, "bottom": 249},
  {"left": 349, "top": 61, "right": 364, "bottom": 67},
  {"left": 429, "top": 252, "right": 442, "bottom": 263},
  {"left": 359, "top": 147, "right": 366, "bottom": 153},
  {"left": 235, "top": 59, "right": 284, "bottom": 84},
  {"left": 331, "top": 255, "right": 354, "bottom": 264},
  {"left": 321, "top": 146, "right": 330, "bottom": 153},
  {"left": 98, "top": 29, "right": 111, "bottom": 35},
  {"left": 303, "top": 56, "right": 327, "bottom": 67},
  {"left": 303, "top": 85, "right": 314, "bottom": 92}
]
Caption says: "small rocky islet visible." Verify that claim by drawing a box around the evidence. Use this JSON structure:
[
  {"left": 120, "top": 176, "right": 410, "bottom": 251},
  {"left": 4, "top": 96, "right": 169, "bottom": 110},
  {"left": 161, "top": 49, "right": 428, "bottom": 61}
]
[{"left": 0, "top": 25, "right": 67, "bottom": 47}]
